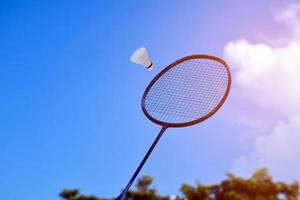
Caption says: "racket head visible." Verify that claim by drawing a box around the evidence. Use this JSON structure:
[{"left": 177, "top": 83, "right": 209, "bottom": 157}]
[{"left": 141, "top": 55, "right": 231, "bottom": 128}]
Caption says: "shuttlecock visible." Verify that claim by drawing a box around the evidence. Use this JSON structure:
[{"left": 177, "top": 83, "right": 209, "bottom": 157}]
[{"left": 130, "top": 47, "right": 153, "bottom": 71}]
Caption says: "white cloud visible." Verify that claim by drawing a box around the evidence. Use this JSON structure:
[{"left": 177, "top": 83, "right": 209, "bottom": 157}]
[
  {"left": 276, "top": 3, "right": 300, "bottom": 40},
  {"left": 224, "top": 4, "right": 300, "bottom": 181},
  {"left": 233, "top": 115, "right": 300, "bottom": 181},
  {"left": 225, "top": 37, "right": 300, "bottom": 117}
]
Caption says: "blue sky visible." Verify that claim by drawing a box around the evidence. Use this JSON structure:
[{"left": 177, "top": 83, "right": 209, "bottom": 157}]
[{"left": 0, "top": 0, "right": 298, "bottom": 199}]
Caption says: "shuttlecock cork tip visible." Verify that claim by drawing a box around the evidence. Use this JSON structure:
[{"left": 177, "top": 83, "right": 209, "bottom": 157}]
[{"left": 147, "top": 63, "right": 153, "bottom": 71}]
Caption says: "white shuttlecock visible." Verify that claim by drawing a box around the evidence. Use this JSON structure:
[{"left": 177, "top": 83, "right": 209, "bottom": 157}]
[{"left": 130, "top": 47, "right": 153, "bottom": 71}]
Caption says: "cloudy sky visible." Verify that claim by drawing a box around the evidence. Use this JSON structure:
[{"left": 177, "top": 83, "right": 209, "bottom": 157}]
[
  {"left": 225, "top": 3, "right": 300, "bottom": 181},
  {"left": 0, "top": 1, "right": 299, "bottom": 200}
]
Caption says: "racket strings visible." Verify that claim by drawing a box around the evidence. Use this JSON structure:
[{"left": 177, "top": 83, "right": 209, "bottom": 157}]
[{"left": 143, "top": 58, "right": 229, "bottom": 124}]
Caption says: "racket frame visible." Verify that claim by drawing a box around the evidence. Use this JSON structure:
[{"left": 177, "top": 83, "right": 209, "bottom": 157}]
[{"left": 142, "top": 55, "right": 231, "bottom": 128}]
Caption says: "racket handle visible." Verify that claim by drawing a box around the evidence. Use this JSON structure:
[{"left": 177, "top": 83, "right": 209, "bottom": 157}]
[
  {"left": 115, "top": 126, "right": 168, "bottom": 200},
  {"left": 115, "top": 193, "right": 126, "bottom": 200}
]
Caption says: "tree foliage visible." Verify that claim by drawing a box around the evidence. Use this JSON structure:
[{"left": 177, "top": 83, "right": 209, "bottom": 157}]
[
  {"left": 59, "top": 189, "right": 105, "bottom": 200},
  {"left": 180, "top": 169, "right": 299, "bottom": 200},
  {"left": 60, "top": 169, "right": 299, "bottom": 200}
]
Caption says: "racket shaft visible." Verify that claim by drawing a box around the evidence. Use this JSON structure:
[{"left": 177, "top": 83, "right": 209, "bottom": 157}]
[{"left": 117, "top": 126, "right": 168, "bottom": 200}]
